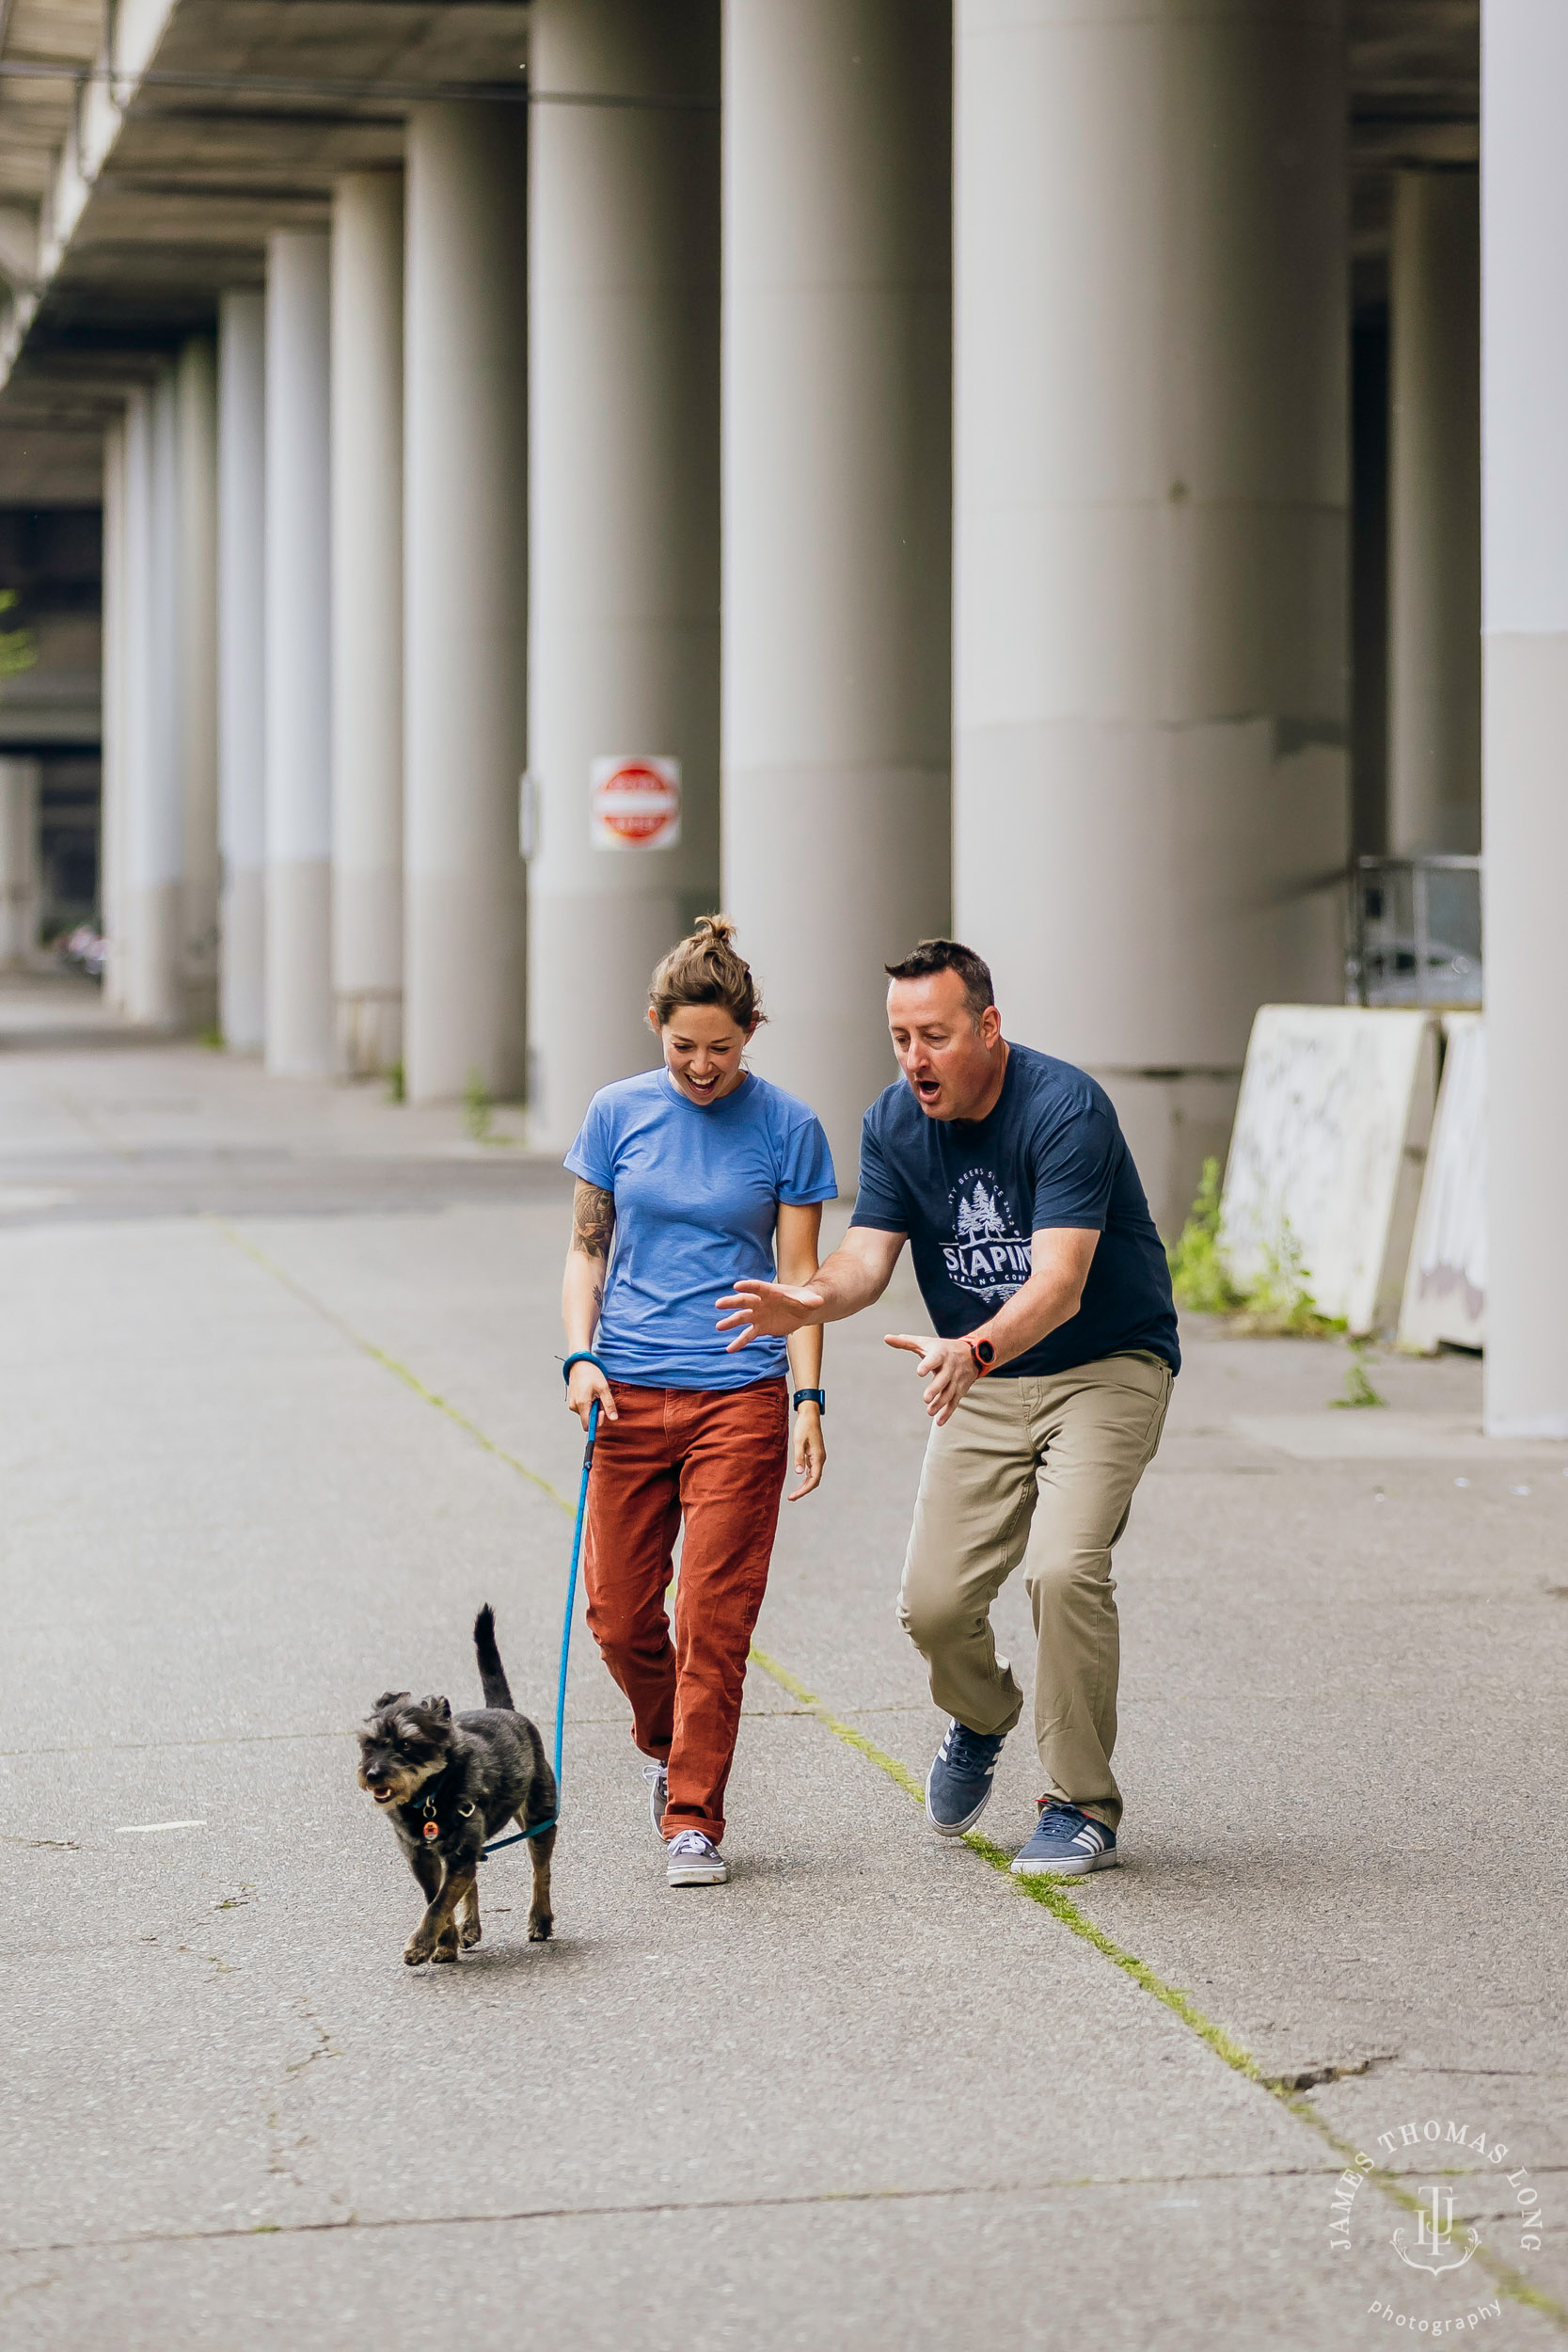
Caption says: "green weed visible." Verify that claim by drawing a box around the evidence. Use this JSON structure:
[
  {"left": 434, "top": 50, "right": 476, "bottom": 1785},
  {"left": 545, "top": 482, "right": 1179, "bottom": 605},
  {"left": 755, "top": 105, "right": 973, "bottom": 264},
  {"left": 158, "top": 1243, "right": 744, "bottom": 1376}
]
[
  {"left": 463, "top": 1067, "right": 493, "bottom": 1143},
  {"left": 1238, "top": 1221, "right": 1344, "bottom": 1337},
  {"left": 385, "top": 1059, "right": 405, "bottom": 1104},
  {"left": 1165, "top": 1157, "right": 1244, "bottom": 1314},
  {"left": 1167, "top": 1160, "right": 1343, "bottom": 1336},
  {"left": 1331, "top": 1336, "right": 1387, "bottom": 1409},
  {"left": 0, "top": 590, "right": 36, "bottom": 682}
]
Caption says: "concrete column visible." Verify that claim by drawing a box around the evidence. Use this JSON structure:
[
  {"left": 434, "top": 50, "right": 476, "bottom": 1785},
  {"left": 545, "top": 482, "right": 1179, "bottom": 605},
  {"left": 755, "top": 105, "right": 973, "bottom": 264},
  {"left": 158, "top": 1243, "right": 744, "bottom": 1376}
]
[
  {"left": 122, "top": 373, "right": 182, "bottom": 1028},
  {"left": 953, "top": 0, "right": 1349, "bottom": 1237},
  {"left": 404, "top": 103, "right": 529, "bottom": 1103},
  {"left": 721, "top": 1, "right": 951, "bottom": 1181},
  {"left": 100, "top": 410, "right": 128, "bottom": 1011},
  {"left": 1388, "top": 170, "right": 1481, "bottom": 855},
  {"left": 1351, "top": 311, "right": 1390, "bottom": 858},
  {"left": 217, "top": 290, "right": 267, "bottom": 1052},
  {"left": 0, "top": 756, "right": 40, "bottom": 968},
  {"left": 1481, "top": 4, "right": 1568, "bottom": 1435},
  {"left": 264, "top": 230, "right": 333, "bottom": 1077},
  {"left": 331, "top": 169, "right": 404, "bottom": 1077},
  {"left": 175, "top": 334, "right": 220, "bottom": 1031},
  {"left": 526, "top": 0, "right": 720, "bottom": 1148}
]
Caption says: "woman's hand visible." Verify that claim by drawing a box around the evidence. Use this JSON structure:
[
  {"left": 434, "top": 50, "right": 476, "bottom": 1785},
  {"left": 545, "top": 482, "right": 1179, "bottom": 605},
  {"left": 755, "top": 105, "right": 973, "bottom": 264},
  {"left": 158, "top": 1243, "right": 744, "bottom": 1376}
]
[
  {"left": 566, "top": 1358, "right": 617, "bottom": 1432},
  {"left": 884, "top": 1333, "right": 979, "bottom": 1426},
  {"left": 787, "top": 1401, "right": 825, "bottom": 1500}
]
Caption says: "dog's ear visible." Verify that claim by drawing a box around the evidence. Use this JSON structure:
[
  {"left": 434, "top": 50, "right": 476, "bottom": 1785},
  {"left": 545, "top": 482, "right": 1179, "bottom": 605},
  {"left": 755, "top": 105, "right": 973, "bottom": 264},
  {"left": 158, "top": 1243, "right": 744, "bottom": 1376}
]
[
  {"left": 372, "top": 1690, "right": 410, "bottom": 1714},
  {"left": 417, "top": 1694, "right": 453, "bottom": 1724}
]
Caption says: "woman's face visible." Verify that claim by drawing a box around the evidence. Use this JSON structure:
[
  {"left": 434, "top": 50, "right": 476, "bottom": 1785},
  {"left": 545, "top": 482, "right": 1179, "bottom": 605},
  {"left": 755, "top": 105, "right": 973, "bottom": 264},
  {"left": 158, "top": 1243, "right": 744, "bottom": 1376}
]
[{"left": 649, "top": 1001, "right": 756, "bottom": 1107}]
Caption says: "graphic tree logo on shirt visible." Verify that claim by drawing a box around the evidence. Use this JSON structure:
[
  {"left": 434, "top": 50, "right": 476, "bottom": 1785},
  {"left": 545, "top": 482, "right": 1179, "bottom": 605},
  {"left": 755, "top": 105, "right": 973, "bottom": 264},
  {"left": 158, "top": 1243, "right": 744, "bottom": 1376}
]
[
  {"left": 944, "top": 1172, "right": 1032, "bottom": 1303},
  {"left": 956, "top": 1180, "right": 1008, "bottom": 1245}
]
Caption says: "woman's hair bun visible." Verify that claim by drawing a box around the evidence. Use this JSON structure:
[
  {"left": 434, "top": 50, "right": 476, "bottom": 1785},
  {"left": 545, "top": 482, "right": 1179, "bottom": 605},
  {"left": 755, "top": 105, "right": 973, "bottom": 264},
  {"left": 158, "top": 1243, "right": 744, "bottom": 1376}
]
[{"left": 649, "top": 914, "right": 764, "bottom": 1030}]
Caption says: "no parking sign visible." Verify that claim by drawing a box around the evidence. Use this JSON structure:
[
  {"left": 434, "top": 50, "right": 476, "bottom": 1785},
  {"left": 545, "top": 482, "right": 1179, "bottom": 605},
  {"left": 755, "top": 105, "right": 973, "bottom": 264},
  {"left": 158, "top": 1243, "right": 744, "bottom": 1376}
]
[{"left": 590, "top": 756, "right": 681, "bottom": 850}]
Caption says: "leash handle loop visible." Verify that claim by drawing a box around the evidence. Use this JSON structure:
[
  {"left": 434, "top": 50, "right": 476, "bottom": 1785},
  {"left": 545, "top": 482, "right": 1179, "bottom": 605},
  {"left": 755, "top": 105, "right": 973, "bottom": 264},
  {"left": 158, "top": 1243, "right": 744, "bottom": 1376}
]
[{"left": 562, "top": 1349, "right": 610, "bottom": 1385}]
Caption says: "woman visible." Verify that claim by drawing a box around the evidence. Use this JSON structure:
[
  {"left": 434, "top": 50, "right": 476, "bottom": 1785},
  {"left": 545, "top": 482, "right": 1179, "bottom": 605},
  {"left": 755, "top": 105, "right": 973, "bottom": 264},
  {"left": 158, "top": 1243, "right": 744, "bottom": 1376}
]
[{"left": 562, "top": 916, "right": 836, "bottom": 1887}]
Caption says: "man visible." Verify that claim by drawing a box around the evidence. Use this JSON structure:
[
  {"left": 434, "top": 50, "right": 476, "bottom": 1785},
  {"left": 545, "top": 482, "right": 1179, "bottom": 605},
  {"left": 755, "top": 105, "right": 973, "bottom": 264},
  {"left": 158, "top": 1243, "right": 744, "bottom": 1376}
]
[{"left": 717, "top": 939, "right": 1179, "bottom": 1876}]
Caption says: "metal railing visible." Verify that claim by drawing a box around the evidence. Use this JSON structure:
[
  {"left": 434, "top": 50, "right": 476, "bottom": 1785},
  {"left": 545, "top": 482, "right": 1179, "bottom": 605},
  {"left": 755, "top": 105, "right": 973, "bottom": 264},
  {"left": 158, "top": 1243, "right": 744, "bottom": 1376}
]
[{"left": 1345, "top": 854, "right": 1482, "bottom": 1009}]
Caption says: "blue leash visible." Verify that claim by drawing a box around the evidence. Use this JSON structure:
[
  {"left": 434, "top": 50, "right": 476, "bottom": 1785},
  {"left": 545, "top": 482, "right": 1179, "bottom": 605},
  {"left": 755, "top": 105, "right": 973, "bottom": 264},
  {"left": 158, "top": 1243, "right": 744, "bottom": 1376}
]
[{"left": 479, "top": 1353, "right": 605, "bottom": 1861}]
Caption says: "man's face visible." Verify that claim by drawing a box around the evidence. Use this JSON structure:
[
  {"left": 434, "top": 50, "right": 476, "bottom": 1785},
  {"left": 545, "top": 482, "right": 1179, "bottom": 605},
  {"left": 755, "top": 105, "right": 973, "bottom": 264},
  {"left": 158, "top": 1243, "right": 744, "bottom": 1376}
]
[{"left": 886, "top": 972, "right": 1004, "bottom": 1120}]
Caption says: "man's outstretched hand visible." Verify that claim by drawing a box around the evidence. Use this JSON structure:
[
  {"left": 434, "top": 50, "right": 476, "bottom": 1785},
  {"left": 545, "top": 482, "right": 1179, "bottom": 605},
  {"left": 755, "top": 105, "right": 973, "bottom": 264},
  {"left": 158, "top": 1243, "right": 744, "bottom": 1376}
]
[
  {"left": 885, "top": 1333, "right": 980, "bottom": 1424},
  {"left": 716, "top": 1279, "right": 826, "bottom": 1352}
]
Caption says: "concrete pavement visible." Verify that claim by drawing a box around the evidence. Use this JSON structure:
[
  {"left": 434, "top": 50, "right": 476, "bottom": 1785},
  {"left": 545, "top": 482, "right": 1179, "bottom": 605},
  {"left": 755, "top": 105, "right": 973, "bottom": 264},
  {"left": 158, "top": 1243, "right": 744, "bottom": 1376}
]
[{"left": 1, "top": 987, "right": 1563, "bottom": 2348}]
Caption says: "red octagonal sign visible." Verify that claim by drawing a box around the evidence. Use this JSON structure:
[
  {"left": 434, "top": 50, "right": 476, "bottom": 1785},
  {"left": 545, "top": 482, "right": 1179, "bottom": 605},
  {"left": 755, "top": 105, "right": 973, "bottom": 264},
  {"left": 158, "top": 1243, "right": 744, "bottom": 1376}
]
[{"left": 590, "top": 756, "right": 681, "bottom": 850}]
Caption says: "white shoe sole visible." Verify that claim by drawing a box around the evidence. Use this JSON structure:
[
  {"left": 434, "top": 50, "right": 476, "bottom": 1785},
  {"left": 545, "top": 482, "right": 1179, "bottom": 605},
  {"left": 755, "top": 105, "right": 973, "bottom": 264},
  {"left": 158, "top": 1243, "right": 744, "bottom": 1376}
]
[
  {"left": 647, "top": 1772, "right": 668, "bottom": 1838},
  {"left": 1011, "top": 1845, "right": 1118, "bottom": 1878},
  {"left": 667, "top": 1857, "right": 728, "bottom": 1886},
  {"left": 925, "top": 1760, "right": 996, "bottom": 1837}
]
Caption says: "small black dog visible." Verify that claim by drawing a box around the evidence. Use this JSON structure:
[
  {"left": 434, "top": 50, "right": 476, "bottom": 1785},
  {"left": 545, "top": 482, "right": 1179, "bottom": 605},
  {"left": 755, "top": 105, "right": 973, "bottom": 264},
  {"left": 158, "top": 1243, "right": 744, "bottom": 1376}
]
[{"left": 357, "top": 1605, "right": 556, "bottom": 1965}]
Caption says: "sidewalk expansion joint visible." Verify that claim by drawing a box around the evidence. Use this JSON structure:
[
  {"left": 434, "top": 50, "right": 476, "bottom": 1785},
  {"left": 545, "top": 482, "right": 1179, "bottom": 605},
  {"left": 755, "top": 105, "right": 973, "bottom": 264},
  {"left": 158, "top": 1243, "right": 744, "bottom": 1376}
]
[
  {"left": 207, "top": 1220, "right": 575, "bottom": 1516},
  {"left": 202, "top": 1229, "right": 1568, "bottom": 2333},
  {"left": 0, "top": 2161, "right": 1373, "bottom": 2260}
]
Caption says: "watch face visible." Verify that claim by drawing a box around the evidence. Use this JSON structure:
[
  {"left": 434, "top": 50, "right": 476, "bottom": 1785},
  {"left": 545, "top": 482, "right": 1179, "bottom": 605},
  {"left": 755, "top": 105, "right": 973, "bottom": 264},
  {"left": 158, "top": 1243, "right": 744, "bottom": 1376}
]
[{"left": 975, "top": 1341, "right": 995, "bottom": 1365}]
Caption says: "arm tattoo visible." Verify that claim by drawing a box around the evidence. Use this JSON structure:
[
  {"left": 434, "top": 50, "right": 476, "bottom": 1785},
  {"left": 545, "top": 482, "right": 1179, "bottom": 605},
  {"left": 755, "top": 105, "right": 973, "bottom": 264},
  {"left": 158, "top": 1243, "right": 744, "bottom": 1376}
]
[{"left": 572, "top": 1180, "right": 615, "bottom": 1261}]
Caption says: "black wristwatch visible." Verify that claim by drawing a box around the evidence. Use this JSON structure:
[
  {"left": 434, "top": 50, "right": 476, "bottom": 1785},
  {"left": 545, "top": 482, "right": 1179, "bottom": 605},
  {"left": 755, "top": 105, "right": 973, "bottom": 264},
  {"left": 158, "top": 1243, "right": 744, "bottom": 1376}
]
[{"left": 792, "top": 1388, "right": 826, "bottom": 1413}]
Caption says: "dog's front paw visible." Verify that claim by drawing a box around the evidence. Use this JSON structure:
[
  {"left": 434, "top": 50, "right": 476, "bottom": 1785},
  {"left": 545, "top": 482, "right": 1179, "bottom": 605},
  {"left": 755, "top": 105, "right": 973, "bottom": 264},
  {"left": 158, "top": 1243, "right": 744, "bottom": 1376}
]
[
  {"left": 459, "top": 1918, "right": 482, "bottom": 1949},
  {"left": 527, "top": 1911, "right": 554, "bottom": 1943},
  {"left": 404, "top": 1935, "right": 434, "bottom": 1967},
  {"left": 431, "top": 1939, "right": 459, "bottom": 1964}
]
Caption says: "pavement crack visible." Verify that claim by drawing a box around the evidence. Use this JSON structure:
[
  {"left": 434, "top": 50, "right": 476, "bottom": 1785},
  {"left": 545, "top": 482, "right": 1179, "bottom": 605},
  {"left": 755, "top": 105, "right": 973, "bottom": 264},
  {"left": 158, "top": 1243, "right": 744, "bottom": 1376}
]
[
  {"left": 1264, "top": 2054, "right": 1398, "bottom": 2091},
  {"left": 282, "top": 2009, "right": 341, "bottom": 2082},
  {"left": 0, "top": 2267, "right": 60, "bottom": 2312},
  {"left": 262, "top": 2004, "right": 341, "bottom": 2200}
]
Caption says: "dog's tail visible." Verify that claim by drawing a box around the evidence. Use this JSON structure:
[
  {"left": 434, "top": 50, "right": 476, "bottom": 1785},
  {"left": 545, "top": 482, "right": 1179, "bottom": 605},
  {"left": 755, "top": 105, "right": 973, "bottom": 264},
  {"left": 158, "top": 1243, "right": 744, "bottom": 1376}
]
[{"left": 473, "top": 1603, "right": 515, "bottom": 1711}]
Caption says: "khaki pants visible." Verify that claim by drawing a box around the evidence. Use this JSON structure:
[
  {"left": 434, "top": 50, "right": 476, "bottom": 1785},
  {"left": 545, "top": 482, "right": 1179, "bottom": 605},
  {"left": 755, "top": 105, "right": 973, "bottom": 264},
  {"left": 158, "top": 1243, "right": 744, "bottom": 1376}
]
[{"left": 897, "top": 1353, "right": 1173, "bottom": 1831}]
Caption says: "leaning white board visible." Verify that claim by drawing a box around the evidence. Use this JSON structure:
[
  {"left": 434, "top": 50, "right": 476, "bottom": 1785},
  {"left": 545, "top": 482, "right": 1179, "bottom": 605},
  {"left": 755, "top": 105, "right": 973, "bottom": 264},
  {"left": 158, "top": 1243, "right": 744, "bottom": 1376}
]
[
  {"left": 1398, "top": 1013, "right": 1485, "bottom": 1353},
  {"left": 1219, "top": 1007, "right": 1436, "bottom": 1335}
]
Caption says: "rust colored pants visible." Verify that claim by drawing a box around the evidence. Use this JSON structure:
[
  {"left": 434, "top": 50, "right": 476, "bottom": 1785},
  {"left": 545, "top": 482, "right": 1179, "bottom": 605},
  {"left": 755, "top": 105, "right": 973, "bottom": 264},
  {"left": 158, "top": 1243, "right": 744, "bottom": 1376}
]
[{"left": 582, "top": 1377, "right": 789, "bottom": 1844}]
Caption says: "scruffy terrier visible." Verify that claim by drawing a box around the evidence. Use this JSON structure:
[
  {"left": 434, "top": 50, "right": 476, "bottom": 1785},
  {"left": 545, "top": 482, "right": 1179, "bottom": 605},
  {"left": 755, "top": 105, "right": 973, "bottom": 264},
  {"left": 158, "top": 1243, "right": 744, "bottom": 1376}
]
[{"left": 357, "top": 1605, "right": 556, "bottom": 1965}]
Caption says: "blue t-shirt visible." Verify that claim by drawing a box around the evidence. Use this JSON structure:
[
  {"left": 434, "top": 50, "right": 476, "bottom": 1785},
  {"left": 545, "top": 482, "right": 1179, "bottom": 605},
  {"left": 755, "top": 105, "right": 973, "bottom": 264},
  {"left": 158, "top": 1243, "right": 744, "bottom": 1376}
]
[
  {"left": 564, "top": 1069, "right": 838, "bottom": 1391},
  {"left": 852, "top": 1043, "right": 1180, "bottom": 1377}
]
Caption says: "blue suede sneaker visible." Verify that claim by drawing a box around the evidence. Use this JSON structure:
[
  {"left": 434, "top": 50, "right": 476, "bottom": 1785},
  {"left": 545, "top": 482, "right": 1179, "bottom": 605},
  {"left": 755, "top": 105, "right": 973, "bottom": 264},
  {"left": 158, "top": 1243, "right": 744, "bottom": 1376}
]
[
  {"left": 1010, "top": 1801, "right": 1118, "bottom": 1877},
  {"left": 925, "top": 1719, "right": 1006, "bottom": 1836}
]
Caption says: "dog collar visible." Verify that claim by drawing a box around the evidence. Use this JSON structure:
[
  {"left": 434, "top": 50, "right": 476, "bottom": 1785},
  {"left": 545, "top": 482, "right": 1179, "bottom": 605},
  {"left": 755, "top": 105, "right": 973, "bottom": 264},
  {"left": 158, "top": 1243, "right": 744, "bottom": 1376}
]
[{"left": 415, "top": 1784, "right": 476, "bottom": 1842}]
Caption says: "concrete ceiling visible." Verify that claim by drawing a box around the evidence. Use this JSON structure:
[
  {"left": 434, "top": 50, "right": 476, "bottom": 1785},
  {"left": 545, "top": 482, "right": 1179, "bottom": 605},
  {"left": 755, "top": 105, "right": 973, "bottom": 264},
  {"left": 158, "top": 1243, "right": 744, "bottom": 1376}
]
[
  {"left": 1350, "top": 0, "right": 1479, "bottom": 312},
  {"left": 0, "top": 0, "right": 1480, "bottom": 504},
  {"left": 0, "top": 0, "right": 532, "bottom": 495}
]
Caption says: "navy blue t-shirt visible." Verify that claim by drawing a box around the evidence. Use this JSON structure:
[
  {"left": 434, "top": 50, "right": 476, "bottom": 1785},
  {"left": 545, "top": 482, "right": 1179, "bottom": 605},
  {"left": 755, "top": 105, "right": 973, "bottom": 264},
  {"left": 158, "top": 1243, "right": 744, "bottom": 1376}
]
[{"left": 852, "top": 1043, "right": 1180, "bottom": 1378}]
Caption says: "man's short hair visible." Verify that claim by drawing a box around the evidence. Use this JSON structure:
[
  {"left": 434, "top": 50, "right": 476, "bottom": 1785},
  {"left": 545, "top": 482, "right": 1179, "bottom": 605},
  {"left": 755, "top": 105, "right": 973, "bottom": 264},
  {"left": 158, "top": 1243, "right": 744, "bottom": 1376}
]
[{"left": 883, "top": 939, "right": 995, "bottom": 1022}]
